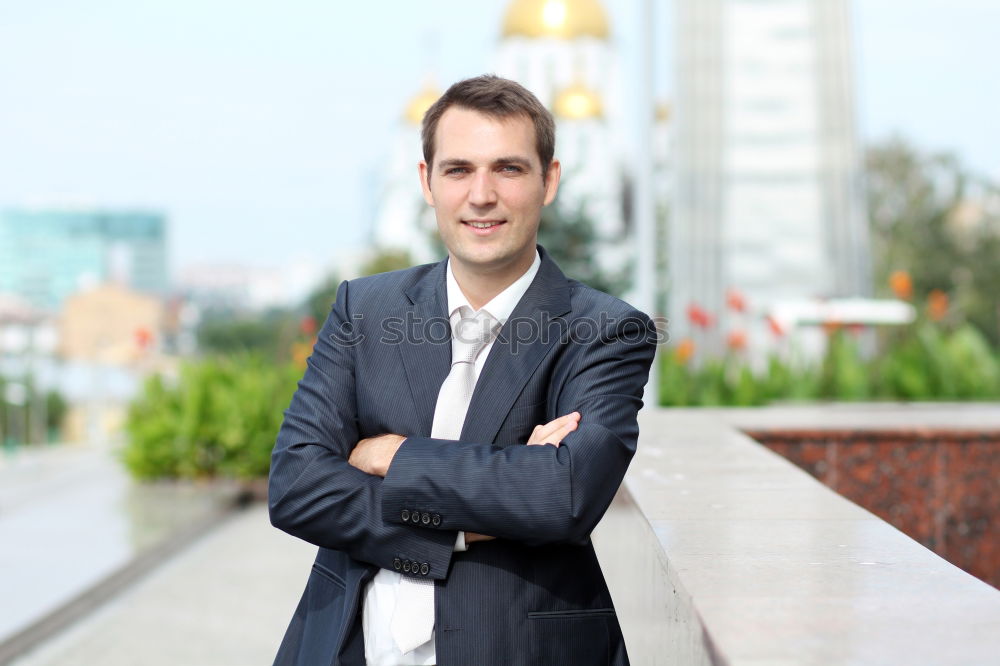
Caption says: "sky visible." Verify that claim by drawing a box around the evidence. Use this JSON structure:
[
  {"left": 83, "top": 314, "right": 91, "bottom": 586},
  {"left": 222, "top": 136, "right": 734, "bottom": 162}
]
[{"left": 0, "top": 0, "right": 997, "bottom": 277}]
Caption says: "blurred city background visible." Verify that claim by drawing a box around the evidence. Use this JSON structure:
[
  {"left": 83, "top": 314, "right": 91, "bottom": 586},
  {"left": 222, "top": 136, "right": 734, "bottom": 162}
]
[{"left": 1, "top": 0, "right": 998, "bottom": 664}]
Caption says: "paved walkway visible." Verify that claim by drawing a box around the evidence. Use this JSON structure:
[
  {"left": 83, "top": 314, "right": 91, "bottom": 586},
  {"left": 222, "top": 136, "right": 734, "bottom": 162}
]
[
  {"left": 0, "top": 443, "right": 134, "bottom": 645},
  {"left": 11, "top": 503, "right": 315, "bottom": 666},
  {"left": 0, "top": 442, "right": 239, "bottom": 659}
]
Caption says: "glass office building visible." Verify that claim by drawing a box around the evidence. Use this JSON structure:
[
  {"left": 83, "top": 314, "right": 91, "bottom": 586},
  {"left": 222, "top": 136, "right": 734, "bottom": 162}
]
[{"left": 0, "top": 209, "right": 168, "bottom": 310}]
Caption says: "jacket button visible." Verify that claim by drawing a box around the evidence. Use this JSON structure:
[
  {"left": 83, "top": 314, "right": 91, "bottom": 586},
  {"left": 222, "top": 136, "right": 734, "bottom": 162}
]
[
  {"left": 410, "top": 512, "right": 421, "bottom": 524},
  {"left": 431, "top": 514, "right": 441, "bottom": 526},
  {"left": 393, "top": 558, "right": 402, "bottom": 571},
  {"left": 401, "top": 509, "right": 410, "bottom": 522},
  {"left": 403, "top": 560, "right": 411, "bottom": 573},
  {"left": 421, "top": 512, "right": 431, "bottom": 525},
  {"left": 420, "top": 563, "right": 429, "bottom": 576}
]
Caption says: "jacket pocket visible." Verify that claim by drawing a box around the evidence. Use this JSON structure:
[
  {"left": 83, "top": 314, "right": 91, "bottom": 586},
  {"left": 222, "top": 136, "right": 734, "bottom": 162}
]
[
  {"left": 527, "top": 608, "right": 620, "bottom": 664},
  {"left": 528, "top": 607, "right": 616, "bottom": 619},
  {"left": 311, "top": 561, "right": 347, "bottom": 589}
]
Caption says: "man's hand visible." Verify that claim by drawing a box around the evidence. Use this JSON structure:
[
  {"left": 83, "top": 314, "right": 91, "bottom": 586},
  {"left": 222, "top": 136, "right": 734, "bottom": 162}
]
[
  {"left": 465, "top": 532, "right": 495, "bottom": 543},
  {"left": 527, "top": 411, "right": 580, "bottom": 447},
  {"left": 348, "top": 434, "right": 406, "bottom": 477}
]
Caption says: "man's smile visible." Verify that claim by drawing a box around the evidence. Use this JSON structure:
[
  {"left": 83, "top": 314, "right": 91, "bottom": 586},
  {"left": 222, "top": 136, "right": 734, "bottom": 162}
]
[{"left": 463, "top": 218, "right": 507, "bottom": 235}]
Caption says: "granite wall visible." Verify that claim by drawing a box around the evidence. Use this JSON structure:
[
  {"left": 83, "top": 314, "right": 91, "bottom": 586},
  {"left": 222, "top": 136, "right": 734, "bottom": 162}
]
[{"left": 748, "top": 428, "right": 999, "bottom": 588}]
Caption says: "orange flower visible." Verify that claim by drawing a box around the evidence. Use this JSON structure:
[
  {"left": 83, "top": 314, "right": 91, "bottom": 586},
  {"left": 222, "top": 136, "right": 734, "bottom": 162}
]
[
  {"left": 675, "top": 338, "right": 695, "bottom": 364},
  {"left": 726, "top": 329, "right": 747, "bottom": 350},
  {"left": 725, "top": 288, "right": 747, "bottom": 313},
  {"left": 889, "top": 270, "right": 913, "bottom": 300},
  {"left": 292, "top": 338, "right": 317, "bottom": 370},
  {"left": 822, "top": 321, "right": 842, "bottom": 335},
  {"left": 927, "top": 289, "right": 949, "bottom": 322}
]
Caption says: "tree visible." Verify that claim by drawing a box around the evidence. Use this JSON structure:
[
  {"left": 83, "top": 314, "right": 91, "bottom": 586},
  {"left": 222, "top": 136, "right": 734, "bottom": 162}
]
[
  {"left": 304, "top": 274, "right": 341, "bottom": 325},
  {"left": 537, "top": 202, "right": 630, "bottom": 298},
  {"left": 866, "top": 137, "right": 1000, "bottom": 344},
  {"left": 360, "top": 248, "right": 415, "bottom": 277},
  {"left": 196, "top": 308, "right": 298, "bottom": 360}
]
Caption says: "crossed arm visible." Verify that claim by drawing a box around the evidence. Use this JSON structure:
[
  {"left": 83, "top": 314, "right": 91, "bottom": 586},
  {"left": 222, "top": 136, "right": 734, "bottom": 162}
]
[
  {"left": 347, "top": 411, "right": 580, "bottom": 476},
  {"left": 347, "top": 412, "right": 582, "bottom": 543}
]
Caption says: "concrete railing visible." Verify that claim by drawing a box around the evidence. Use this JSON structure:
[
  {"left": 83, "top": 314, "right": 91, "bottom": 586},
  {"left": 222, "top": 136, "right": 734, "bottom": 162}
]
[{"left": 593, "top": 406, "right": 1000, "bottom": 666}]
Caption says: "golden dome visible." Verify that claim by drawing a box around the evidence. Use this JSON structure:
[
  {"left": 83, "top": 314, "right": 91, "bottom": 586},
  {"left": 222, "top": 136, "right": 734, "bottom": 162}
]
[
  {"left": 404, "top": 84, "right": 441, "bottom": 126},
  {"left": 502, "top": 0, "right": 610, "bottom": 40},
  {"left": 553, "top": 82, "right": 603, "bottom": 120}
]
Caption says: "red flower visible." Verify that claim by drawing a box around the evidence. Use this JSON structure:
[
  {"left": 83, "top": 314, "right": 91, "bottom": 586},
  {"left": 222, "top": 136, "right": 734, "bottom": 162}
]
[
  {"left": 726, "top": 329, "right": 747, "bottom": 350},
  {"left": 686, "top": 303, "right": 715, "bottom": 329},
  {"left": 725, "top": 288, "right": 747, "bottom": 313},
  {"left": 927, "top": 290, "right": 948, "bottom": 322},
  {"left": 766, "top": 315, "right": 785, "bottom": 338},
  {"left": 300, "top": 316, "right": 317, "bottom": 336},
  {"left": 134, "top": 327, "right": 153, "bottom": 349}
]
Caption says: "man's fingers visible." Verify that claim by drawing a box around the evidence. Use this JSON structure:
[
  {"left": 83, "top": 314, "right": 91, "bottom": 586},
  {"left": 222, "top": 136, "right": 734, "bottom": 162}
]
[
  {"left": 465, "top": 532, "right": 496, "bottom": 543},
  {"left": 548, "top": 421, "right": 578, "bottom": 445},
  {"left": 528, "top": 412, "right": 580, "bottom": 445},
  {"left": 527, "top": 412, "right": 580, "bottom": 444},
  {"left": 527, "top": 413, "right": 580, "bottom": 446}
]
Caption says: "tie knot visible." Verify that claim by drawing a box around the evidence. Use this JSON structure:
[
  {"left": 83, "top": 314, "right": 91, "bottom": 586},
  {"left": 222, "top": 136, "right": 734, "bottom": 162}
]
[{"left": 451, "top": 309, "right": 499, "bottom": 365}]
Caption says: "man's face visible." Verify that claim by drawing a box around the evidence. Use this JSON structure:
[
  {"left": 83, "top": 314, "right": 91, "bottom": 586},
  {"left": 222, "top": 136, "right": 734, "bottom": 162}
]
[{"left": 419, "top": 107, "right": 560, "bottom": 279}]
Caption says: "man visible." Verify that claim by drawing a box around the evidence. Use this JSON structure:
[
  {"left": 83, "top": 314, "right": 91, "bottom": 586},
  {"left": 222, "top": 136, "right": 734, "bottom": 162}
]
[{"left": 269, "top": 75, "right": 657, "bottom": 665}]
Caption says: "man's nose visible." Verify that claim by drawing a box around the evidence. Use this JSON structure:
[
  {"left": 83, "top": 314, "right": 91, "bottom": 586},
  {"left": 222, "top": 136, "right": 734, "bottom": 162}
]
[{"left": 468, "top": 169, "right": 497, "bottom": 207}]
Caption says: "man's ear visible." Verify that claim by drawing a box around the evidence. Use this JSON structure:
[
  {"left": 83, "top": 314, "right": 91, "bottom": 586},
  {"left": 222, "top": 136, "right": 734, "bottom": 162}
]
[
  {"left": 542, "top": 159, "right": 561, "bottom": 206},
  {"left": 418, "top": 161, "right": 435, "bottom": 207}
]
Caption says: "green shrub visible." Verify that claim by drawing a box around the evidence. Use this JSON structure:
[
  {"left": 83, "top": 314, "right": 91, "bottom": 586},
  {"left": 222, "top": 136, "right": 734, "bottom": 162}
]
[
  {"left": 123, "top": 355, "right": 300, "bottom": 480},
  {"left": 660, "top": 321, "right": 1000, "bottom": 407},
  {"left": 820, "top": 331, "right": 870, "bottom": 401}
]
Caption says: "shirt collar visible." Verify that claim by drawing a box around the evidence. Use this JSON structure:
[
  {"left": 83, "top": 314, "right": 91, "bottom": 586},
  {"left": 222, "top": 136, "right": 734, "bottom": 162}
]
[{"left": 445, "top": 249, "right": 541, "bottom": 324}]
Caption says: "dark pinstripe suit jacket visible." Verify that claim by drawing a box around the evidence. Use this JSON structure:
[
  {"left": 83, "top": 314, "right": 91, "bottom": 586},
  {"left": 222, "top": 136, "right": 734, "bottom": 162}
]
[{"left": 269, "top": 246, "right": 656, "bottom": 666}]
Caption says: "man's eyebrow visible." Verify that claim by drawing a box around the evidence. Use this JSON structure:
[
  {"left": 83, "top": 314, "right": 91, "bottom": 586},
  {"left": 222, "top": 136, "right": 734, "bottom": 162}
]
[
  {"left": 436, "top": 158, "right": 473, "bottom": 170},
  {"left": 493, "top": 156, "right": 533, "bottom": 169}
]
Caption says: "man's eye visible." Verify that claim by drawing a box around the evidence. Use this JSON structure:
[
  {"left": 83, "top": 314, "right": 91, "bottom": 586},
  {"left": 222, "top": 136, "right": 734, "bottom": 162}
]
[
  {"left": 445, "top": 167, "right": 469, "bottom": 176},
  {"left": 499, "top": 165, "right": 524, "bottom": 174}
]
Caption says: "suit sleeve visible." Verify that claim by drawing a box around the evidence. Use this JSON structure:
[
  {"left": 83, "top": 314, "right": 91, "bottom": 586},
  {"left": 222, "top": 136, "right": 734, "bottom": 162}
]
[
  {"left": 380, "top": 310, "right": 657, "bottom": 547},
  {"left": 268, "top": 280, "right": 456, "bottom": 579}
]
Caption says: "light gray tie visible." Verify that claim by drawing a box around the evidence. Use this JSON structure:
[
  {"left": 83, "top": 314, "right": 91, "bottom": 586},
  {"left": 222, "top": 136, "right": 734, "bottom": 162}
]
[{"left": 391, "top": 308, "right": 499, "bottom": 654}]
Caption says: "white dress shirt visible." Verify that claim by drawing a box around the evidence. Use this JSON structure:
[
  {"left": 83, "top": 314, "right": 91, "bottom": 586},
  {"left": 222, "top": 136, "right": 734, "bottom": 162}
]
[{"left": 362, "top": 250, "right": 542, "bottom": 665}]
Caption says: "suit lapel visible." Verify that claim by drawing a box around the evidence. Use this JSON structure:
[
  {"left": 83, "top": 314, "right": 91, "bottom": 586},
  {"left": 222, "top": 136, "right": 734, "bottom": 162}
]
[
  {"left": 461, "top": 249, "right": 572, "bottom": 444},
  {"left": 397, "top": 260, "right": 452, "bottom": 437}
]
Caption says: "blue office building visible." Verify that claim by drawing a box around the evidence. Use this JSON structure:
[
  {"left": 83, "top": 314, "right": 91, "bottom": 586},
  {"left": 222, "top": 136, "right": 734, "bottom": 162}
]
[{"left": 0, "top": 209, "right": 168, "bottom": 310}]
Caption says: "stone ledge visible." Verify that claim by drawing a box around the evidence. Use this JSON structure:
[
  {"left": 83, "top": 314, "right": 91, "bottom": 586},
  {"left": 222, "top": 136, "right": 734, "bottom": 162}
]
[{"left": 593, "top": 406, "right": 1000, "bottom": 666}]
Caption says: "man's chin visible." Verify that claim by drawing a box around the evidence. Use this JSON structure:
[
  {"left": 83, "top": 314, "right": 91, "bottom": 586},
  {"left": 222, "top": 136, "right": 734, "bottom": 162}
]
[{"left": 450, "top": 247, "right": 535, "bottom": 276}]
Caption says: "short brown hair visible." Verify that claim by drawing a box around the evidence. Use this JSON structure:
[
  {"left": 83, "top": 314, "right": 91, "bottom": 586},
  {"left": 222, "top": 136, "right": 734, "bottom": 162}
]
[{"left": 421, "top": 74, "right": 556, "bottom": 175}]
